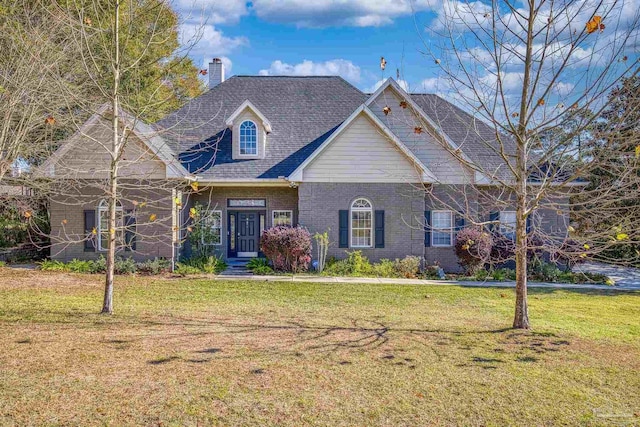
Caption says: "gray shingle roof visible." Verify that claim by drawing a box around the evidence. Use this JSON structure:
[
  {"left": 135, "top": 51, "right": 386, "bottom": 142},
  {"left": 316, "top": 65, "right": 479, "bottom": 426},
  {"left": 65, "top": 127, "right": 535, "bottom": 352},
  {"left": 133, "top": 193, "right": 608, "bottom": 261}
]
[
  {"left": 156, "top": 76, "right": 366, "bottom": 179},
  {"left": 410, "top": 94, "right": 517, "bottom": 178},
  {"left": 155, "top": 76, "right": 514, "bottom": 181}
]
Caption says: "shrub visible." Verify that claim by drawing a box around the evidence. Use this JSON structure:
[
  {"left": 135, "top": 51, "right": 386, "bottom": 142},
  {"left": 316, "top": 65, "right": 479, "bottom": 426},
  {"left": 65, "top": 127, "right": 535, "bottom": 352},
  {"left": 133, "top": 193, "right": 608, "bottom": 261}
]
[
  {"left": 247, "top": 258, "right": 270, "bottom": 270},
  {"left": 393, "top": 255, "right": 421, "bottom": 278},
  {"left": 137, "top": 258, "right": 172, "bottom": 275},
  {"left": 174, "top": 263, "right": 202, "bottom": 276},
  {"left": 66, "top": 259, "right": 93, "bottom": 273},
  {"left": 345, "top": 250, "right": 373, "bottom": 275},
  {"left": 423, "top": 265, "right": 443, "bottom": 280},
  {"left": 39, "top": 259, "right": 68, "bottom": 271},
  {"left": 492, "top": 268, "right": 516, "bottom": 281},
  {"left": 489, "top": 233, "right": 516, "bottom": 265},
  {"left": 0, "top": 261, "right": 5, "bottom": 268},
  {"left": 115, "top": 257, "right": 137, "bottom": 275},
  {"left": 88, "top": 256, "right": 106, "bottom": 273},
  {"left": 180, "top": 255, "right": 226, "bottom": 274},
  {"left": 372, "top": 259, "right": 395, "bottom": 277},
  {"left": 474, "top": 268, "right": 490, "bottom": 281},
  {"left": 455, "top": 228, "right": 492, "bottom": 275},
  {"left": 260, "top": 226, "right": 312, "bottom": 273},
  {"left": 322, "top": 259, "right": 351, "bottom": 276},
  {"left": 252, "top": 265, "right": 274, "bottom": 275}
]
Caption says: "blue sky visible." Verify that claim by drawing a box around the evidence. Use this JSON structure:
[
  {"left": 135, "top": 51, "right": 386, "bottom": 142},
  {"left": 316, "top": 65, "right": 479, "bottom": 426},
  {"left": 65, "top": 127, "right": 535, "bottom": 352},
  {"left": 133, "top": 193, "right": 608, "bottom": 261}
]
[
  {"left": 177, "top": 0, "right": 638, "bottom": 116},
  {"left": 177, "top": 1, "right": 446, "bottom": 93}
]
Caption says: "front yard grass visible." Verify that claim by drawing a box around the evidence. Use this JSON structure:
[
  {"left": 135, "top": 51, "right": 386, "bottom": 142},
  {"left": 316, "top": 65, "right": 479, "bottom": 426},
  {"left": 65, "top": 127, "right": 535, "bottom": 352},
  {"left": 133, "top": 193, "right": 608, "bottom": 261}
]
[{"left": 0, "top": 267, "right": 639, "bottom": 426}]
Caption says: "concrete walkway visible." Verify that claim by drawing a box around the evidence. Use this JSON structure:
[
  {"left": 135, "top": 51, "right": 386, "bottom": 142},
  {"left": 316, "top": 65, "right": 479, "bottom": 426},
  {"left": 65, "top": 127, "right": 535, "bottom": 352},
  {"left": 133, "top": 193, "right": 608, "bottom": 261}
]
[{"left": 212, "top": 273, "right": 639, "bottom": 291}]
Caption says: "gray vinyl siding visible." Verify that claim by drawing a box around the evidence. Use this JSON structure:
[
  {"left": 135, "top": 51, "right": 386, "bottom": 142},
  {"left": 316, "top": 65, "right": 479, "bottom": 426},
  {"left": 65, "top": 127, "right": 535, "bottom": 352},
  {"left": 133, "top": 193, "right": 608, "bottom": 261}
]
[
  {"left": 50, "top": 116, "right": 167, "bottom": 180},
  {"left": 369, "top": 87, "right": 474, "bottom": 184}
]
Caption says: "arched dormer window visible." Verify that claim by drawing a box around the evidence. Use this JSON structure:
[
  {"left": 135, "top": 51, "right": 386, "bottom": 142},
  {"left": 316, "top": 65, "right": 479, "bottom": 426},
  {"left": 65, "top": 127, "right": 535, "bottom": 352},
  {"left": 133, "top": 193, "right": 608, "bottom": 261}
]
[
  {"left": 97, "top": 199, "right": 123, "bottom": 251},
  {"left": 350, "top": 198, "right": 373, "bottom": 248},
  {"left": 239, "top": 120, "right": 257, "bottom": 155}
]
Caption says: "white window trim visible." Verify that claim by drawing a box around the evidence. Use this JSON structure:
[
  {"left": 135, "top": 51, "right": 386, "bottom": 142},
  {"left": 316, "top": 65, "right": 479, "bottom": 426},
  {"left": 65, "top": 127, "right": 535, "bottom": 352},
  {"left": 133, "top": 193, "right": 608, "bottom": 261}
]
[
  {"left": 431, "top": 210, "right": 453, "bottom": 247},
  {"left": 202, "top": 210, "right": 223, "bottom": 246},
  {"left": 238, "top": 120, "right": 258, "bottom": 157},
  {"left": 500, "top": 210, "right": 517, "bottom": 240},
  {"left": 97, "top": 199, "right": 123, "bottom": 252},
  {"left": 350, "top": 198, "right": 373, "bottom": 249},
  {"left": 272, "top": 210, "right": 293, "bottom": 227}
]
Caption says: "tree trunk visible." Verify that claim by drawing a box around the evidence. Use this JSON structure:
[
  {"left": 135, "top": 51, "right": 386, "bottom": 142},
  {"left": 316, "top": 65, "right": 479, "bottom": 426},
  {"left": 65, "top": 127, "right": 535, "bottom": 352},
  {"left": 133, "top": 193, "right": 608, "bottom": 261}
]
[
  {"left": 101, "top": 1, "right": 120, "bottom": 315},
  {"left": 513, "top": 198, "right": 530, "bottom": 329}
]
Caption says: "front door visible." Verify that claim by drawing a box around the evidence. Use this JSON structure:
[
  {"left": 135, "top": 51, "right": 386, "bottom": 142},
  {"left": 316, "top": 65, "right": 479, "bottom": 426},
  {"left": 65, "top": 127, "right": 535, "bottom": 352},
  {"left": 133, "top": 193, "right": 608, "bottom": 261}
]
[{"left": 237, "top": 212, "right": 259, "bottom": 257}]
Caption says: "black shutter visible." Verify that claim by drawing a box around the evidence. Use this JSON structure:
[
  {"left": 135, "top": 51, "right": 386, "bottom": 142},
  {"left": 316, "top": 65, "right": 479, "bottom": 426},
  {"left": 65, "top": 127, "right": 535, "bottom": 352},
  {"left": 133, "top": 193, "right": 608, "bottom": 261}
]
[
  {"left": 374, "top": 210, "right": 385, "bottom": 248},
  {"left": 489, "top": 211, "right": 499, "bottom": 231},
  {"left": 84, "top": 210, "right": 96, "bottom": 252},
  {"left": 526, "top": 215, "right": 532, "bottom": 234},
  {"left": 424, "top": 210, "right": 431, "bottom": 247},
  {"left": 339, "top": 210, "right": 349, "bottom": 248},
  {"left": 454, "top": 212, "right": 465, "bottom": 243},
  {"left": 124, "top": 210, "right": 136, "bottom": 251}
]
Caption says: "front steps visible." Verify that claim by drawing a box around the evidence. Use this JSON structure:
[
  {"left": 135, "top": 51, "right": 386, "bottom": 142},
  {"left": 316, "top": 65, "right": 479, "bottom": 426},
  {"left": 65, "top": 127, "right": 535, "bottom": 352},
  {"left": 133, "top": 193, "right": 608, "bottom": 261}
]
[{"left": 219, "top": 258, "right": 253, "bottom": 276}]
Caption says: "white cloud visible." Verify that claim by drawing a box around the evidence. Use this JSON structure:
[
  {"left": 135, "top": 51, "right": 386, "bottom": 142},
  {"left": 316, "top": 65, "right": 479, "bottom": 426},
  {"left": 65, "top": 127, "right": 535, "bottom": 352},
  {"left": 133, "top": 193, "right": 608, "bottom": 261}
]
[
  {"left": 179, "top": 24, "right": 248, "bottom": 57},
  {"left": 173, "top": 0, "right": 248, "bottom": 25},
  {"left": 259, "top": 59, "right": 362, "bottom": 82},
  {"left": 251, "top": 0, "right": 438, "bottom": 27}
]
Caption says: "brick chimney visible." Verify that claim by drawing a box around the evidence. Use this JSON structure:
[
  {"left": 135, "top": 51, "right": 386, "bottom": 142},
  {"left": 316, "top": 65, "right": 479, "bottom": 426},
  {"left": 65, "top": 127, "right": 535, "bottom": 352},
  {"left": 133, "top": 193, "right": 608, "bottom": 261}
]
[{"left": 209, "top": 58, "right": 225, "bottom": 89}]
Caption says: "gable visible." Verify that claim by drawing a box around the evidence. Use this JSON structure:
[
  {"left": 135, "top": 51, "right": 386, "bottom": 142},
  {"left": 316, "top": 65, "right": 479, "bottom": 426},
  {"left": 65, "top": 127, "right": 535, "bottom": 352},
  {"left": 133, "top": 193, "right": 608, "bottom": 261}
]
[
  {"left": 302, "top": 112, "right": 425, "bottom": 183},
  {"left": 46, "top": 115, "right": 168, "bottom": 180},
  {"left": 368, "top": 86, "right": 473, "bottom": 184}
]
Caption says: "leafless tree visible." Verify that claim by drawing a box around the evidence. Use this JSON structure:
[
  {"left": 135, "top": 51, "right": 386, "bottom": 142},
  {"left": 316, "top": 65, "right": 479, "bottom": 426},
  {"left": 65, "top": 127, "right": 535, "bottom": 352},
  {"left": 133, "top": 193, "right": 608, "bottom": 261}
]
[
  {"left": 390, "top": 0, "right": 640, "bottom": 328},
  {"left": 27, "top": 0, "right": 219, "bottom": 314},
  {"left": 0, "top": 1, "right": 78, "bottom": 182}
]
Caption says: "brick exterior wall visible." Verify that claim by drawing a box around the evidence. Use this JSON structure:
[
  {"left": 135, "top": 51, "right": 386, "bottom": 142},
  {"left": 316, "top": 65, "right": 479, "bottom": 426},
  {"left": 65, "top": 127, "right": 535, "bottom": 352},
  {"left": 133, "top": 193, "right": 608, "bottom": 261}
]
[
  {"left": 47, "top": 181, "right": 570, "bottom": 273},
  {"left": 190, "top": 186, "right": 298, "bottom": 260},
  {"left": 50, "top": 184, "right": 175, "bottom": 262},
  {"left": 298, "top": 182, "right": 425, "bottom": 263}
]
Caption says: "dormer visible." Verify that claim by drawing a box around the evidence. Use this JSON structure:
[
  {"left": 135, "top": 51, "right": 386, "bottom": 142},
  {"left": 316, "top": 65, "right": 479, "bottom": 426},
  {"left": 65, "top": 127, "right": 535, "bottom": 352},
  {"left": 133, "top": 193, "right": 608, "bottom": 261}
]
[{"left": 225, "top": 100, "right": 272, "bottom": 160}]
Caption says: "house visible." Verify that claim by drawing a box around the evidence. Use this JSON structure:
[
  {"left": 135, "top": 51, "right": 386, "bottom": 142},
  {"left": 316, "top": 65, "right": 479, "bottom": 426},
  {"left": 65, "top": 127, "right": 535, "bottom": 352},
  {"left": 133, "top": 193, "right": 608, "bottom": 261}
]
[{"left": 41, "top": 58, "right": 569, "bottom": 272}]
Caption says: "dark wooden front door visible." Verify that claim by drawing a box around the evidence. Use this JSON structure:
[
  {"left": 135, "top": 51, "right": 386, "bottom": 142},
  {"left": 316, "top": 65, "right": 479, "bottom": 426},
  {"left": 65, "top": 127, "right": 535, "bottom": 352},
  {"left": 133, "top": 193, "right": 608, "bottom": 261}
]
[{"left": 237, "top": 212, "right": 258, "bottom": 257}]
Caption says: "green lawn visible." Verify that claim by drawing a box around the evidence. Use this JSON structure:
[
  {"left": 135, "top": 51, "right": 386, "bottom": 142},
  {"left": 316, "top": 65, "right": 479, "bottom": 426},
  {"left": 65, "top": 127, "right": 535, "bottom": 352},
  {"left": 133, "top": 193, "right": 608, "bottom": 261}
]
[{"left": 1, "top": 268, "right": 639, "bottom": 426}]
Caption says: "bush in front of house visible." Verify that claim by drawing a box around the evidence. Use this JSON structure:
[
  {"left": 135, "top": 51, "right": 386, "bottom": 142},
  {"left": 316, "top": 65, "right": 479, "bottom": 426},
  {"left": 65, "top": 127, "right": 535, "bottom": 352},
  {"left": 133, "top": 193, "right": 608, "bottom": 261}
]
[
  {"left": 260, "top": 225, "right": 312, "bottom": 273},
  {"left": 176, "top": 255, "right": 226, "bottom": 275},
  {"left": 39, "top": 256, "right": 168, "bottom": 275},
  {"left": 455, "top": 227, "right": 493, "bottom": 275},
  {"left": 393, "top": 256, "right": 421, "bottom": 278},
  {"left": 246, "top": 258, "right": 274, "bottom": 275},
  {"left": 322, "top": 251, "right": 431, "bottom": 279},
  {"left": 136, "top": 258, "right": 172, "bottom": 275}
]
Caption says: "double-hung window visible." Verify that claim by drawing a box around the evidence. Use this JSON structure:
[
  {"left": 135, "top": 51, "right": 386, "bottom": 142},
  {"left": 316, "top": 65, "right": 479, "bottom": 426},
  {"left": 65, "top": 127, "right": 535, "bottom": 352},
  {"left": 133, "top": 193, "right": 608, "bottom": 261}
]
[
  {"left": 350, "top": 198, "right": 373, "bottom": 248},
  {"left": 239, "top": 120, "right": 257, "bottom": 155},
  {"left": 432, "top": 210, "right": 453, "bottom": 247},
  {"left": 202, "top": 210, "right": 222, "bottom": 245},
  {"left": 97, "top": 200, "right": 123, "bottom": 251},
  {"left": 500, "top": 211, "right": 517, "bottom": 240},
  {"left": 272, "top": 210, "right": 293, "bottom": 226}
]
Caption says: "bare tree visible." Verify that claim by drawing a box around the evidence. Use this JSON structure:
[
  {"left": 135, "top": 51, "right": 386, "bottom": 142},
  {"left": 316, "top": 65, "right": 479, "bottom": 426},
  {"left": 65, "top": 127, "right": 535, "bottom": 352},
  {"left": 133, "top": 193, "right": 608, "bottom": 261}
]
[
  {"left": 393, "top": 0, "right": 640, "bottom": 328},
  {"left": 30, "top": 0, "right": 212, "bottom": 314},
  {"left": 0, "top": 1, "right": 78, "bottom": 181}
]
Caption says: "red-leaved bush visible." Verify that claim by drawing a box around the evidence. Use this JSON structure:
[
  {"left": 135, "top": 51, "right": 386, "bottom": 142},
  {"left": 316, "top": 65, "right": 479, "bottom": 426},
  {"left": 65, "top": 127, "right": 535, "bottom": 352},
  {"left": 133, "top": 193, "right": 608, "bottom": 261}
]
[
  {"left": 260, "top": 226, "right": 312, "bottom": 272},
  {"left": 455, "top": 227, "right": 493, "bottom": 275}
]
